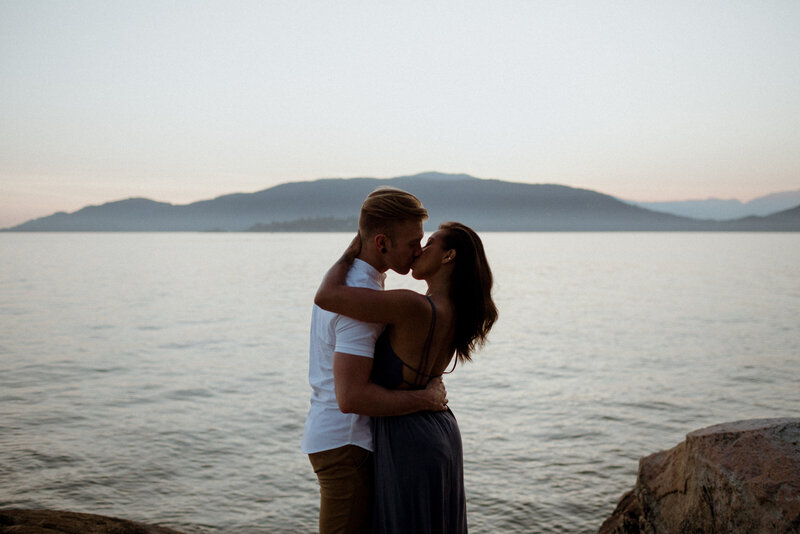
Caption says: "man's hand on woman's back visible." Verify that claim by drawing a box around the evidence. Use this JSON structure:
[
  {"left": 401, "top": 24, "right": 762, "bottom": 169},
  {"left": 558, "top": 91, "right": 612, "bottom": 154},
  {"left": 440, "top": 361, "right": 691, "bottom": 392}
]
[{"left": 423, "top": 377, "right": 448, "bottom": 411}]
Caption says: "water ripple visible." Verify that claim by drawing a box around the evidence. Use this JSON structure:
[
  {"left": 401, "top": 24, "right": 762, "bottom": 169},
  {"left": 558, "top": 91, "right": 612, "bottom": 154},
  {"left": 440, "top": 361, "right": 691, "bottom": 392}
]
[{"left": 2, "top": 232, "right": 799, "bottom": 533}]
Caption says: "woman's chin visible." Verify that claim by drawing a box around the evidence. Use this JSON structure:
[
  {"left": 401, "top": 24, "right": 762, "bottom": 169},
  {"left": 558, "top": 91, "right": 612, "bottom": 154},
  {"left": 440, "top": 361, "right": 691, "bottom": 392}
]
[{"left": 410, "top": 268, "right": 423, "bottom": 280}]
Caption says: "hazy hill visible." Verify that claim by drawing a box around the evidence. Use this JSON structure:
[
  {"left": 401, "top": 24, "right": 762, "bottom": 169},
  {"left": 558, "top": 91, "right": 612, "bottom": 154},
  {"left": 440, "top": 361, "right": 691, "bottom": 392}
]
[
  {"left": 715, "top": 204, "right": 800, "bottom": 231},
  {"left": 626, "top": 189, "right": 800, "bottom": 220},
  {"left": 6, "top": 172, "right": 800, "bottom": 231}
]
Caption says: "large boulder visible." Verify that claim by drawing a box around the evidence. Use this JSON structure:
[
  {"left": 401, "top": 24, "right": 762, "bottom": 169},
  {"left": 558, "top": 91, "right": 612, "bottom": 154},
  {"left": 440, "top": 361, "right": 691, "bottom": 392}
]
[
  {"left": 599, "top": 418, "right": 800, "bottom": 533},
  {"left": 0, "top": 509, "right": 186, "bottom": 534}
]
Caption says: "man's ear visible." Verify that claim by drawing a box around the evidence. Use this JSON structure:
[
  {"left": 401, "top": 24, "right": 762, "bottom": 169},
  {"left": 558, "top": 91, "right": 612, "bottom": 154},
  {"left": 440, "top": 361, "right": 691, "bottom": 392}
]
[{"left": 374, "top": 234, "right": 388, "bottom": 254}]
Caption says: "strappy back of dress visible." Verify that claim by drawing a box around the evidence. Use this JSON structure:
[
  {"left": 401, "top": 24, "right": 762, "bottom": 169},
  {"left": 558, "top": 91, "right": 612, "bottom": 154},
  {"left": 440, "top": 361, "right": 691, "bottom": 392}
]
[
  {"left": 406, "top": 296, "right": 438, "bottom": 387},
  {"left": 370, "top": 296, "right": 440, "bottom": 390}
]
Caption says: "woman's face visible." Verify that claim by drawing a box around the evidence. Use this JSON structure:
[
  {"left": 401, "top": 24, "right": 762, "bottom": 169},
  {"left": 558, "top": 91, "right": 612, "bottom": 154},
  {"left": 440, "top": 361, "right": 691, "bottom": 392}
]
[{"left": 411, "top": 230, "right": 449, "bottom": 280}]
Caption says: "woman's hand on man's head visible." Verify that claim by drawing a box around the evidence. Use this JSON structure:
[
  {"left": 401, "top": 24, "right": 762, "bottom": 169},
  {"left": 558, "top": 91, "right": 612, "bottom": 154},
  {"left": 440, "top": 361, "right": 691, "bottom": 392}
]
[{"left": 341, "top": 232, "right": 362, "bottom": 263}]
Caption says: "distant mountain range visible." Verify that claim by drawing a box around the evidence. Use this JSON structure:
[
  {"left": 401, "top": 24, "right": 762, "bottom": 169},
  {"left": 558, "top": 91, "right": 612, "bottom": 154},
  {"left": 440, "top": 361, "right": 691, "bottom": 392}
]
[
  {"left": 623, "top": 190, "right": 800, "bottom": 220},
  {"left": 6, "top": 172, "right": 800, "bottom": 232}
]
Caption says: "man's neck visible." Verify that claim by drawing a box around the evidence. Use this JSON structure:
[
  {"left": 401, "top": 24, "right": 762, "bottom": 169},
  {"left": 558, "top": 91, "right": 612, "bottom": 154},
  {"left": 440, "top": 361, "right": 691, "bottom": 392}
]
[{"left": 356, "top": 251, "right": 387, "bottom": 274}]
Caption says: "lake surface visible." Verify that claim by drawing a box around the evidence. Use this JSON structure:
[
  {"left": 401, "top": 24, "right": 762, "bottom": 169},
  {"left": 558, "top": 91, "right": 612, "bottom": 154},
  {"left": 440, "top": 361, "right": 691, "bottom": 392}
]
[{"left": 1, "top": 232, "right": 798, "bottom": 533}]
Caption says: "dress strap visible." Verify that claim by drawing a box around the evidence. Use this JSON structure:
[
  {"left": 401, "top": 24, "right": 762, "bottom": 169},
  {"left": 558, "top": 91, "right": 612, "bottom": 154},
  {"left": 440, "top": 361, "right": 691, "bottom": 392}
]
[
  {"left": 408, "top": 296, "right": 437, "bottom": 387},
  {"left": 422, "top": 296, "right": 437, "bottom": 359}
]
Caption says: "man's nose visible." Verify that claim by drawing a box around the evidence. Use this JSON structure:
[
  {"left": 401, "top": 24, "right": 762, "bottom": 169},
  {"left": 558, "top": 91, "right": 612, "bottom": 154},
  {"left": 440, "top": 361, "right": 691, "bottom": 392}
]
[{"left": 413, "top": 245, "right": 422, "bottom": 257}]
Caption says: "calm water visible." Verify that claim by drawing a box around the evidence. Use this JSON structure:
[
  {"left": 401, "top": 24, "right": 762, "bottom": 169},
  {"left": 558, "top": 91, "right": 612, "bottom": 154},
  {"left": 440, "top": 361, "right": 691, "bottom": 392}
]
[{"left": 1, "top": 232, "right": 798, "bottom": 533}]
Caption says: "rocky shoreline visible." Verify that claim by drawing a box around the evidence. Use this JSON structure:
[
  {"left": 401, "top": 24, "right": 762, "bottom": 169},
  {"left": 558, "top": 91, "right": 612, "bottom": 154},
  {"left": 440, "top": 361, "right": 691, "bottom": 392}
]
[
  {"left": 3, "top": 418, "right": 797, "bottom": 533},
  {"left": 0, "top": 509, "right": 186, "bottom": 534},
  {"left": 599, "top": 418, "right": 800, "bottom": 533}
]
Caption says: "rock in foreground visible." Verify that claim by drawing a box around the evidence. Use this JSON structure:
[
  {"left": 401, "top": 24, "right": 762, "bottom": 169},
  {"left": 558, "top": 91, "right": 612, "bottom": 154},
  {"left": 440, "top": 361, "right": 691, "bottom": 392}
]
[
  {"left": 0, "top": 509, "right": 186, "bottom": 534},
  {"left": 599, "top": 418, "right": 800, "bottom": 533}
]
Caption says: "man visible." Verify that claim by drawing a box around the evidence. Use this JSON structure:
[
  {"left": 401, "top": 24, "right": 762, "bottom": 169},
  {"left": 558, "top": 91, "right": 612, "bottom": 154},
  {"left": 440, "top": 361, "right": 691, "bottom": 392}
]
[{"left": 301, "top": 188, "right": 447, "bottom": 534}]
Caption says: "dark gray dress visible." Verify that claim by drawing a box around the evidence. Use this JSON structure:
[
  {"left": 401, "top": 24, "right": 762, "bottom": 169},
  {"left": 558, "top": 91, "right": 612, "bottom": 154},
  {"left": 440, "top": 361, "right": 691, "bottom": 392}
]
[{"left": 371, "top": 297, "right": 467, "bottom": 534}]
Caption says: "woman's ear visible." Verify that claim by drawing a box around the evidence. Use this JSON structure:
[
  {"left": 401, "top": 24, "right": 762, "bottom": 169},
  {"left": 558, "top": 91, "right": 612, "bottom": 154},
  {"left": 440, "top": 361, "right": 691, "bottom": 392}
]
[{"left": 443, "top": 249, "right": 456, "bottom": 263}]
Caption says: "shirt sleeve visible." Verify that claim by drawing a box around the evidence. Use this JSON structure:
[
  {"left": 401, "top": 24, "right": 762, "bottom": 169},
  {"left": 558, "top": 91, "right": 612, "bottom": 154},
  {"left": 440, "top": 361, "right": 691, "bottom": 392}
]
[{"left": 333, "top": 315, "right": 383, "bottom": 358}]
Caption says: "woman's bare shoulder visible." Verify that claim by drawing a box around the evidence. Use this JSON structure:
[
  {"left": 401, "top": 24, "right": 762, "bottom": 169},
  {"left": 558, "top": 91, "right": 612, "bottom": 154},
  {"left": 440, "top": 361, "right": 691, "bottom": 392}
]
[{"left": 384, "top": 289, "right": 433, "bottom": 317}]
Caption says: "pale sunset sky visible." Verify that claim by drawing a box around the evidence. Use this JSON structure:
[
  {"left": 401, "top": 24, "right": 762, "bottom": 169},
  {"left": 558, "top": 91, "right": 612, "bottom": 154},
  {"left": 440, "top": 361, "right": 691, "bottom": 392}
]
[{"left": 1, "top": 1, "right": 799, "bottom": 228}]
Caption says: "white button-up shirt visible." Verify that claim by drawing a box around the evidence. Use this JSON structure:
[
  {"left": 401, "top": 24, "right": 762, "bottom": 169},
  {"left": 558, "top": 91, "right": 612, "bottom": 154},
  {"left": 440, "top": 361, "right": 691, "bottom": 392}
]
[{"left": 301, "top": 258, "right": 386, "bottom": 454}]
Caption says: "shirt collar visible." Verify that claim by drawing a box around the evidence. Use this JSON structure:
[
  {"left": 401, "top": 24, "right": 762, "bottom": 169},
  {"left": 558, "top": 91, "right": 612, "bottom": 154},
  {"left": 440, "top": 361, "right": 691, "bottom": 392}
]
[{"left": 353, "top": 258, "right": 387, "bottom": 286}]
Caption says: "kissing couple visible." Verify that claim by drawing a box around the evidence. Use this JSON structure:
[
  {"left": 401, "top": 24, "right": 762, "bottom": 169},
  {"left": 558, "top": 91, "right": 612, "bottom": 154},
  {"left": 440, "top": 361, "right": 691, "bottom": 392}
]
[{"left": 302, "top": 187, "right": 497, "bottom": 533}]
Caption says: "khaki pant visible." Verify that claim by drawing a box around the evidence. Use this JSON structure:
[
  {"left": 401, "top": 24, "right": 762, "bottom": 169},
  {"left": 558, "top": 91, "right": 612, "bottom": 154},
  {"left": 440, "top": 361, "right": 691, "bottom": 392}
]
[{"left": 308, "top": 445, "right": 373, "bottom": 534}]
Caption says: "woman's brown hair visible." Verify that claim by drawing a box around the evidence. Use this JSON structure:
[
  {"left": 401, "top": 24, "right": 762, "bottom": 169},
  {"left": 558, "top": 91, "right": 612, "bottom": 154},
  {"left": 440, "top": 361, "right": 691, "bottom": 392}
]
[{"left": 438, "top": 222, "right": 498, "bottom": 363}]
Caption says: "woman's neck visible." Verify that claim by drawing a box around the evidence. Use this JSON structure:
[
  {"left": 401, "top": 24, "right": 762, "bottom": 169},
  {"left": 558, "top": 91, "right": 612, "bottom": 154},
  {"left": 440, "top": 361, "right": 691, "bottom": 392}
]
[{"left": 425, "top": 272, "right": 451, "bottom": 298}]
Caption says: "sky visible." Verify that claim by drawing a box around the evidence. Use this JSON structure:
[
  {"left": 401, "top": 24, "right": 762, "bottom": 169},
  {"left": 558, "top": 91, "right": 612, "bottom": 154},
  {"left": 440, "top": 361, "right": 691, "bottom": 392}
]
[{"left": 1, "top": 1, "right": 799, "bottom": 228}]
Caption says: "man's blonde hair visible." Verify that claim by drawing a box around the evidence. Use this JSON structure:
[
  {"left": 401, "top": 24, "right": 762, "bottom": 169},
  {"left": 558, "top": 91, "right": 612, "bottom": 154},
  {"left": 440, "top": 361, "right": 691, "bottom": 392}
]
[{"left": 358, "top": 187, "right": 428, "bottom": 237}]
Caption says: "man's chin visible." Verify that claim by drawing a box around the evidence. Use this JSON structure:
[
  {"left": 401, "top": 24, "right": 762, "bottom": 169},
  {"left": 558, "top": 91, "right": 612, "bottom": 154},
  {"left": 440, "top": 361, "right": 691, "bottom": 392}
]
[{"left": 393, "top": 265, "right": 412, "bottom": 275}]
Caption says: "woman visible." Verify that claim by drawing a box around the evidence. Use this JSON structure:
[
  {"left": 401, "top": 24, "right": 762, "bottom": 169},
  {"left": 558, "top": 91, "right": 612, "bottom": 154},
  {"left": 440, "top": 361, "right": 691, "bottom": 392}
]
[{"left": 315, "top": 221, "right": 498, "bottom": 533}]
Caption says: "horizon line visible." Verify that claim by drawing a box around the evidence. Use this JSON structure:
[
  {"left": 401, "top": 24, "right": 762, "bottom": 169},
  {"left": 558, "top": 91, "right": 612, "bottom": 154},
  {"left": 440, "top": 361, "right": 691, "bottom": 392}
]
[{"left": 3, "top": 172, "right": 798, "bottom": 228}]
